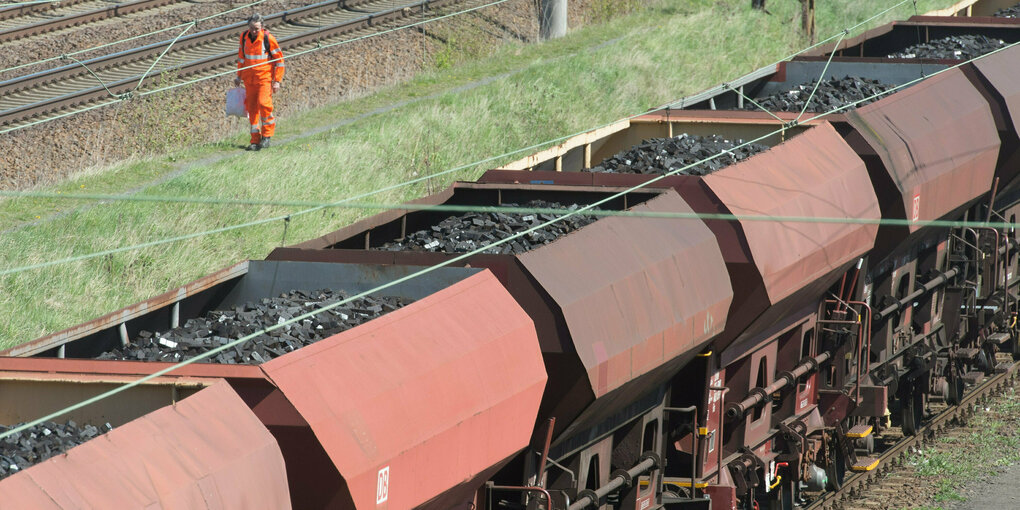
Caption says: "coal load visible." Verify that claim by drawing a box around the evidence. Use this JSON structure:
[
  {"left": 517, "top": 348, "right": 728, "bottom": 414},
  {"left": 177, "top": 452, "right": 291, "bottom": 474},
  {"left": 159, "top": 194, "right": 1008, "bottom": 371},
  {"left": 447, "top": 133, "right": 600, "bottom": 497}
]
[
  {"left": 96, "top": 289, "right": 412, "bottom": 364},
  {"left": 995, "top": 3, "right": 1020, "bottom": 17},
  {"left": 0, "top": 420, "right": 112, "bottom": 480},
  {"left": 888, "top": 35, "right": 1006, "bottom": 60},
  {"left": 585, "top": 134, "right": 770, "bottom": 176},
  {"left": 377, "top": 200, "right": 596, "bottom": 255},
  {"left": 741, "top": 76, "right": 893, "bottom": 113}
]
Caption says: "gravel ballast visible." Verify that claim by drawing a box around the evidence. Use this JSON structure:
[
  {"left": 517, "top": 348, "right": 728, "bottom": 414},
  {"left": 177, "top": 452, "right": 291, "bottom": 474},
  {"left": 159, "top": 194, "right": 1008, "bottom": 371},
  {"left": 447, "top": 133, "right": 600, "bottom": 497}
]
[{"left": 0, "top": 0, "right": 597, "bottom": 190}]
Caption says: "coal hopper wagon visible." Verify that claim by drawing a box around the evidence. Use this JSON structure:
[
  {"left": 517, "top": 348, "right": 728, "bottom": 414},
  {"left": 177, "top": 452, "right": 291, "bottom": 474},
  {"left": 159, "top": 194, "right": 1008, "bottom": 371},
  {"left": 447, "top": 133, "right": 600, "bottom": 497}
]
[
  {"left": 2, "top": 4, "right": 1020, "bottom": 510},
  {"left": 0, "top": 261, "right": 547, "bottom": 509},
  {"left": 475, "top": 13, "right": 1020, "bottom": 510}
]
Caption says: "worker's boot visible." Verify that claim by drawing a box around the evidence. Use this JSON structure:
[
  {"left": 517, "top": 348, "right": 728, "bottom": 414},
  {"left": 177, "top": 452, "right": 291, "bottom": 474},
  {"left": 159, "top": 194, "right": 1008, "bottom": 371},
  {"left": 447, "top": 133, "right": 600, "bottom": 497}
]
[
  {"left": 259, "top": 136, "right": 271, "bottom": 149},
  {"left": 247, "top": 143, "right": 260, "bottom": 151}
]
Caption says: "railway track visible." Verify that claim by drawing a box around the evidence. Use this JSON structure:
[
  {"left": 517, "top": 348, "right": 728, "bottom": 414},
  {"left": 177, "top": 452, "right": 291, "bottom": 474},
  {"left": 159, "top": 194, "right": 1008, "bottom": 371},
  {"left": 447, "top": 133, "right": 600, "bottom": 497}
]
[
  {"left": 0, "top": 0, "right": 476, "bottom": 130},
  {"left": 805, "top": 359, "right": 1020, "bottom": 510},
  {"left": 0, "top": 0, "right": 178, "bottom": 42},
  {"left": 0, "top": 0, "right": 92, "bottom": 25}
]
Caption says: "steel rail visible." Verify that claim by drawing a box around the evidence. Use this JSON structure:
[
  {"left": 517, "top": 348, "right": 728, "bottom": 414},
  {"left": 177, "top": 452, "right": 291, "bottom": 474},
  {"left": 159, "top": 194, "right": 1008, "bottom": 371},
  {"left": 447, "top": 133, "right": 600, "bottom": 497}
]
[
  {"left": 0, "top": 0, "right": 90, "bottom": 22},
  {"left": 0, "top": 0, "right": 381, "bottom": 97},
  {"left": 804, "top": 360, "right": 1019, "bottom": 509},
  {"left": 0, "top": 0, "right": 465, "bottom": 127},
  {"left": 0, "top": 0, "right": 178, "bottom": 43}
]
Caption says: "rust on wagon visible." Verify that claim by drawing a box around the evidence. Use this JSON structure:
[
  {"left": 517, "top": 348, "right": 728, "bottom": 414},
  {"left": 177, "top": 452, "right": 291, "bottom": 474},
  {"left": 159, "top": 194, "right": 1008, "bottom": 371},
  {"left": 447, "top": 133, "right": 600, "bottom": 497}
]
[
  {"left": 702, "top": 122, "right": 880, "bottom": 305},
  {"left": 0, "top": 260, "right": 249, "bottom": 358},
  {"left": 517, "top": 190, "right": 732, "bottom": 440},
  {"left": 498, "top": 110, "right": 825, "bottom": 173},
  {"left": 261, "top": 271, "right": 546, "bottom": 510},
  {"left": 270, "top": 183, "right": 720, "bottom": 442},
  {"left": 971, "top": 44, "right": 1020, "bottom": 130},
  {"left": 477, "top": 121, "right": 878, "bottom": 365},
  {"left": 0, "top": 368, "right": 211, "bottom": 428},
  {"left": 291, "top": 186, "right": 454, "bottom": 249},
  {"left": 970, "top": 44, "right": 1020, "bottom": 195},
  {"left": 844, "top": 66, "right": 999, "bottom": 234},
  {"left": 519, "top": 191, "right": 730, "bottom": 396},
  {"left": 0, "top": 356, "right": 265, "bottom": 379},
  {"left": 0, "top": 381, "right": 291, "bottom": 509},
  {"left": 906, "top": 14, "right": 1020, "bottom": 25},
  {"left": 801, "top": 18, "right": 1020, "bottom": 58}
]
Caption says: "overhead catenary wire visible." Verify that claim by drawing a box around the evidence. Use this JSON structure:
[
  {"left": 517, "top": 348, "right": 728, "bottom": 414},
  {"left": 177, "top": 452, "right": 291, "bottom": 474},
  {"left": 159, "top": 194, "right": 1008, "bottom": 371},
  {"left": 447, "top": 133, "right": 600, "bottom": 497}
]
[
  {"left": 1, "top": 0, "right": 917, "bottom": 135},
  {"left": 0, "top": 1, "right": 1006, "bottom": 440},
  {"left": 732, "top": 29, "right": 848, "bottom": 123},
  {"left": 0, "top": 128, "right": 784, "bottom": 441},
  {"left": 134, "top": 22, "right": 196, "bottom": 91},
  {"left": 2, "top": 3, "right": 1012, "bottom": 278},
  {"left": 2, "top": 190, "right": 1018, "bottom": 231},
  {"left": 795, "top": 30, "right": 846, "bottom": 122},
  {"left": 0, "top": 57, "right": 1007, "bottom": 441},
  {"left": 0, "top": 0, "right": 516, "bottom": 135}
]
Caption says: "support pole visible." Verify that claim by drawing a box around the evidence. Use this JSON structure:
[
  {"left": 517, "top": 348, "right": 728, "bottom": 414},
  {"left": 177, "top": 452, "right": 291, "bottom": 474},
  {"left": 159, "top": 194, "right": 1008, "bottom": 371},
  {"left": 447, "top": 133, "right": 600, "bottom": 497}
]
[
  {"left": 801, "top": 0, "right": 816, "bottom": 43},
  {"left": 539, "top": 0, "right": 566, "bottom": 40}
]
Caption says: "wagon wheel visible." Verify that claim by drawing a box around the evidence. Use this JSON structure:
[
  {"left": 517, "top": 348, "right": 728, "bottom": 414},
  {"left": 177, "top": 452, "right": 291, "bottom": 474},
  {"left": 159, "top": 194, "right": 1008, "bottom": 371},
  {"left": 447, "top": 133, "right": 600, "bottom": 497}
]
[
  {"left": 945, "top": 365, "right": 964, "bottom": 405},
  {"left": 779, "top": 479, "right": 795, "bottom": 510},
  {"left": 900, "top": 379, "right": 925, "bottom": 436},
  {"left": 976, "top": 348, "right": 992, "bottom": 375},
  {"left": 825, "top": 438, "right": 846, "bottom": 491}
]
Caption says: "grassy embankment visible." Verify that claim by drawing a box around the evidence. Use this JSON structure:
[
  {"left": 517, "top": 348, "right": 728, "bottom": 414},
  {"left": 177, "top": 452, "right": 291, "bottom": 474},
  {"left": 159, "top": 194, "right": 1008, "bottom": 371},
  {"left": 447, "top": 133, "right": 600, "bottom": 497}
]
[
  {"left": 0, "top": 0, "right": 960, "bottom": 345},
  {"left": 902, "top": 386, "right": 1020, "bottom": 508}
]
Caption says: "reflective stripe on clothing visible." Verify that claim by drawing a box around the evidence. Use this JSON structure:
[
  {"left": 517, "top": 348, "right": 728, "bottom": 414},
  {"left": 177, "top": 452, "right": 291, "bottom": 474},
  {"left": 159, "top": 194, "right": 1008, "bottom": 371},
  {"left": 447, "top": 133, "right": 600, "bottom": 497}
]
[
  {"left": 245, "top": 81, "right": 276, "bottom": 143},
  {"left": 237, "top": 29, "right": 285, "bottom": 83}
]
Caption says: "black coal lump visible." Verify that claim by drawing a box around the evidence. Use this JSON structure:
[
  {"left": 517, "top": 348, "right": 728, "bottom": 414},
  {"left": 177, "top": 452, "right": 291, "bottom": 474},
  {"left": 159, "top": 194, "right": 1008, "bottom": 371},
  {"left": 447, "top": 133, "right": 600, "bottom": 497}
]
[
  {"left": 888, "top": 34, "right": 1007, "bottom": 60},
  {"left": 584, "top": 133, "right": 770, "bottom": 176},
  {"left": 0, "top": 421, "right": 112, "bottom": 480},
  {"left": 375, "top": 200, "right": 598, "bottom": 255},
  {"left": 995, "top": 3, "right": 1020, "bottom": 17},
  {"left": 740, "top": 76, "right": 894, "bottom": 113},
  {"left": 95, "top": 289, "right": 414, "bottom": 364}
]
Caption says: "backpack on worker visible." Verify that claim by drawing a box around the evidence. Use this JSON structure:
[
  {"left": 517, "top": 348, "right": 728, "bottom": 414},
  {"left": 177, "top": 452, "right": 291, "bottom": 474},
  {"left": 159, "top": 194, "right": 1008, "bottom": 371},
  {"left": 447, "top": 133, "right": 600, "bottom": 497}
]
[{"left": 239, "top": 30, "right": 274, "bottom": 61}]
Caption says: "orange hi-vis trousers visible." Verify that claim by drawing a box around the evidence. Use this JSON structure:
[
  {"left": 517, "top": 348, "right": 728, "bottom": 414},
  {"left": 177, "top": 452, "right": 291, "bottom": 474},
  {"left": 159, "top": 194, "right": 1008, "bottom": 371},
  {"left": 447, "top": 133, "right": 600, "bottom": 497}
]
[{"left": 245, "top": 80, "right": 275, "bottom": 144}]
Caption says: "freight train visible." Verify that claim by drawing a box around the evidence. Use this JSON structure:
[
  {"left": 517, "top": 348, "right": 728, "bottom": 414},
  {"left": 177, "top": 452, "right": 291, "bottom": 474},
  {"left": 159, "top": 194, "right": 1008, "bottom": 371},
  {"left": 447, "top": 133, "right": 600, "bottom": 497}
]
[{"left": 2, "top": 5, "right": 1020, "bottom": 510}]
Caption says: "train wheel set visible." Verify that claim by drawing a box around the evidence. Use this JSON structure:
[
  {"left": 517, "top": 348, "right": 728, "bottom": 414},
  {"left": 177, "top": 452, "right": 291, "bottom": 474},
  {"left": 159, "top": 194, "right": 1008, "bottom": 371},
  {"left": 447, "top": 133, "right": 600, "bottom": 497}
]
[{"left": 3, "top": 2, "right": 1020, "bottom": 510}]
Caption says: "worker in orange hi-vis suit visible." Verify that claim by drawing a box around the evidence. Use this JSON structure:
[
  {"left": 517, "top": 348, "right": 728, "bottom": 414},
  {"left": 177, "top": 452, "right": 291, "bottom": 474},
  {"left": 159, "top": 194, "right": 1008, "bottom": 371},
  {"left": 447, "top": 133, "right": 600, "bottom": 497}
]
[{"left": 234, "top": 13, "right": 285, "bottom": 151}]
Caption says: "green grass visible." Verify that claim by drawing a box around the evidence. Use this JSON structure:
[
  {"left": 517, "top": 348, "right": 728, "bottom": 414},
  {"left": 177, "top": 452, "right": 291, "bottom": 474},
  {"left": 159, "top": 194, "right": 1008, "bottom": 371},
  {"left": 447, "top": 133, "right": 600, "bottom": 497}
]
[
  {"left": 902, "top": 389, "right": 1020, "bottom": 507},
  {"left": 0, "top": 0, "right": 963, "bottom": 346}
]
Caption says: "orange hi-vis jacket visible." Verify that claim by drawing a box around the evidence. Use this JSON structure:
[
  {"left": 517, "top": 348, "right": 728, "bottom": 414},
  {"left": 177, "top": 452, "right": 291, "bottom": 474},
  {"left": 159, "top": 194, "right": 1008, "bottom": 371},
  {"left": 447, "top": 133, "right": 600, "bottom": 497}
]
[{"left": 237, "top": 29, "right": 285, "bottom": 84}]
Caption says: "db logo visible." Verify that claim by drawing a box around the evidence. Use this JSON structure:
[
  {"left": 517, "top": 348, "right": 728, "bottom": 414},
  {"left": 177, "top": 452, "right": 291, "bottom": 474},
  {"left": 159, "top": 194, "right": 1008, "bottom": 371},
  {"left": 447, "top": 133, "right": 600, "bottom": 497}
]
[
  {"left": 912, "top": 193, "right": 921, "bottom": 223},
  {"left": 376, "top": 466, "right": 390, "bottom": 505}
]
